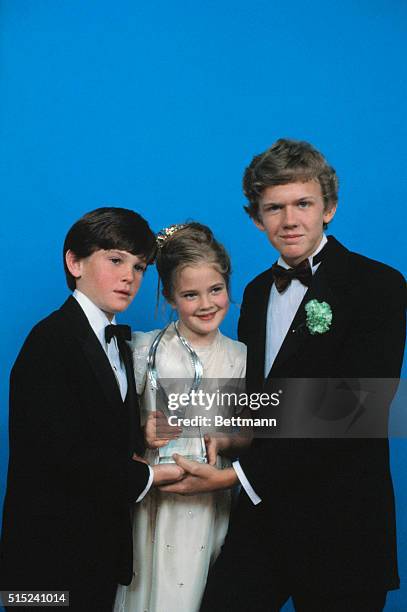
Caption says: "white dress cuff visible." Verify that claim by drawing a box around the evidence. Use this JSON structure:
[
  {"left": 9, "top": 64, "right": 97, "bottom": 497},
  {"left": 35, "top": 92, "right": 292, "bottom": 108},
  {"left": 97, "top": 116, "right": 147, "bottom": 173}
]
[
  {"left": 136, "top": 465, "right": 154, "bottom": 502},
  {"left": 232, "top": 460, "right": 262, "bottom": 505}
]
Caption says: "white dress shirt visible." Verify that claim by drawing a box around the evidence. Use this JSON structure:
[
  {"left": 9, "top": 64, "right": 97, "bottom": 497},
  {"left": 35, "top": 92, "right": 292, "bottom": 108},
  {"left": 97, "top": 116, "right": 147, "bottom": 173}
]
[
  {"left": 73, "top": 289, "right": 153, "bottom": 501},
  {"left": 233, "top": 235, "right": 327, "bottom": 504},
  {"left": 264, "top": 234, "right": 327, "bottom": 377},
  {"left": 73, "top": 289, "right": 128, "bottom": 400}
]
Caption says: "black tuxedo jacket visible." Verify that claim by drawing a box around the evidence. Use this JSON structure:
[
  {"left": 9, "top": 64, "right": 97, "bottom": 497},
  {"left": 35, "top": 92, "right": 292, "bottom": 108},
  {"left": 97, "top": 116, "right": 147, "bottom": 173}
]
[
  {"left": 0, "top": 296, "right": 149, "bottom": 594},
  {"left": 221, "top": 237, "right": 405, "bottom": 601}
]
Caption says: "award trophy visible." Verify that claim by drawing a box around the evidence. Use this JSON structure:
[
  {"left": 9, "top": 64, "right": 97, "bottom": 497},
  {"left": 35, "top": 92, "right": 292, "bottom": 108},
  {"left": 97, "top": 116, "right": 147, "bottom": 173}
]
[{"left": 147, "top": 323, "right": 208, "bottom": 464}]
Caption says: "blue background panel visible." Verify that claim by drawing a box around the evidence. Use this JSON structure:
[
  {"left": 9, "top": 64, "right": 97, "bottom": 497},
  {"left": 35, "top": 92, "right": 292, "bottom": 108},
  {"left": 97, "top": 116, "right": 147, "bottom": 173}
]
[{"left": 1, "top": 2, "right": 406, "bottom": 610}]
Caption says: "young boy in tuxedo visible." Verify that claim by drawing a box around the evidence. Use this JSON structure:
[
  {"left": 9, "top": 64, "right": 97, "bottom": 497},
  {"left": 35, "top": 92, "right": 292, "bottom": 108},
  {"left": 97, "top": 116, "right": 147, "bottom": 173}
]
[
  {"left": 0, "top": 208, "right": 183, "bottom": 611},
  {"left": 162, "top": 140, "right": 406, "bottom": 611}
]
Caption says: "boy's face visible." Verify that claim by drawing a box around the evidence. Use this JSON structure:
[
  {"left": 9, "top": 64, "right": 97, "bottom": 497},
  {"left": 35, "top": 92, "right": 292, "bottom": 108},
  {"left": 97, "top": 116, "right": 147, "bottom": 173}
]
[
  {"left": 254, "top": 180, "right": 336, "bottom": 266},
  {"left": 66, "top": 249, "right": 146, "bottom": 320}
]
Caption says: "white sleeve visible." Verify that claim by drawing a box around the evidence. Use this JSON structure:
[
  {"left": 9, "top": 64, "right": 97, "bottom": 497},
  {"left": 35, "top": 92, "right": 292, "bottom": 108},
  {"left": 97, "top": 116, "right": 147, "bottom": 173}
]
[
  {"left": 232, "top": 460, "right": 262, "bottom": 505},
  {"left": 135, "top": 465, "right": 154, "bottom": 502}
]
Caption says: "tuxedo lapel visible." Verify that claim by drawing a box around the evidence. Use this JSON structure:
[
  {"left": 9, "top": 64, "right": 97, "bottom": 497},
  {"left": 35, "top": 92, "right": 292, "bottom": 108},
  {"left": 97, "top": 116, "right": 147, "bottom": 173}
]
[
  {"left": 246, "top": 269, "right": 274, "bottom": 388},
  {"left": 60, "top": 297, "right": 124, "bottom": 412},
  {"left": 268, "top": 236, "right": 350, "bottom": 377},
  {"left": 61, "top": 297, "right": 145, "bottom": 455},
  {"left": 118, "top": 337, "right": 145, "bottom": 455}
]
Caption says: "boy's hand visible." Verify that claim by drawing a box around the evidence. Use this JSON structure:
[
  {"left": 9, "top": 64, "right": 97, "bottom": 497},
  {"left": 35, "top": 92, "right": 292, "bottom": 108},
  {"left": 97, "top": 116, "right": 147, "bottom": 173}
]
[
  {"left": 144, "top": 411, "right": 182, "bottom": 449},
  {"left": 152, "top": 463, "right": 185, "bottom": 485},
  {"left": 132, "top": 453, "right": 185, "bottom": 485},
  {"left": 159, "top": 454, "right": 238, "bottom": 495},
  {"left": 132, "top": 453, "right": 148, "bottom": 464}
]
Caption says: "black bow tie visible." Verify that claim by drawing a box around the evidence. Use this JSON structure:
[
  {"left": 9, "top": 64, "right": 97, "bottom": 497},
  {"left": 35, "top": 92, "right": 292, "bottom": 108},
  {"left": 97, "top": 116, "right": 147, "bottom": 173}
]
[
  {"left": 271, "top": 258, "right": 312, "bottom": 293},
  {"left": 105, "top": 324, "right": 132, "bottom": 344}
]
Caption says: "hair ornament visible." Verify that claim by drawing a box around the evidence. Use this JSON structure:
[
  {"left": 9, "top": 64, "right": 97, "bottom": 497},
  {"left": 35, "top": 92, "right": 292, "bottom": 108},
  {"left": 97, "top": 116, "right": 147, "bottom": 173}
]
[{"left": 156, "top": 224, "right": 187, "bottom": 248}]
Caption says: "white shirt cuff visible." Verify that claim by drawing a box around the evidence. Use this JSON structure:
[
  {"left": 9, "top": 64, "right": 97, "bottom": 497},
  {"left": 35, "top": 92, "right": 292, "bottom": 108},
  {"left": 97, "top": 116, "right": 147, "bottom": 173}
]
[
  {"left": 232, "top": 460, "right": 262, "bottom": 505},
  {"left": 136, "top": 465, "right": 154, "bottom": 502}
]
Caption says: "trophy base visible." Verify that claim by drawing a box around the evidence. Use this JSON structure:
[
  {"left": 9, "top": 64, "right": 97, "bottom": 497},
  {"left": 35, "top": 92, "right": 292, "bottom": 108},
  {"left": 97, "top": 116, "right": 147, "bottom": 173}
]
[{"left": 158, "top": 454, "right": 208, "bottom": 464}]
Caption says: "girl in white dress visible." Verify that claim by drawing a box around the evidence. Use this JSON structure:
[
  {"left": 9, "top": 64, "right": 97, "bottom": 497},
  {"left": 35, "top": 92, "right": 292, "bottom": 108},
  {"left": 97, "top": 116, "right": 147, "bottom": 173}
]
[{"left": 115, "top": 223, "right": 247, "bottom": 612}]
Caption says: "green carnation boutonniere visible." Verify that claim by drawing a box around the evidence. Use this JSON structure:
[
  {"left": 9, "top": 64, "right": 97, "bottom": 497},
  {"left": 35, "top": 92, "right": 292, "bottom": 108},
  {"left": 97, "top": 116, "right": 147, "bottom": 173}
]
[{"left": 305, "top": 299, "right": 333, "bottom": 335}]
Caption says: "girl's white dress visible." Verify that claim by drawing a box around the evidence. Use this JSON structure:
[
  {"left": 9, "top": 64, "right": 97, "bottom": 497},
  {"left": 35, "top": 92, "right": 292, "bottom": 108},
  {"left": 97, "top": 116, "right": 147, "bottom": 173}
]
[{"left": 114, "top": 324, "right": 246, "bottom": 612}]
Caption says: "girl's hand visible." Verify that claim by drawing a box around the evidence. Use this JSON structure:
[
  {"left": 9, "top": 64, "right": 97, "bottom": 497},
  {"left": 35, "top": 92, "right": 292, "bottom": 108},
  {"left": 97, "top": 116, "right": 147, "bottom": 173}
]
[
  {"left": 204, "top": 434, "right": 226, "bottom": 465},
  {"left": 204, "top": 420, "right": 253, "bottom": 464},
  {"left": 144, "top": 411, "right": 182, "bottom": 449}
]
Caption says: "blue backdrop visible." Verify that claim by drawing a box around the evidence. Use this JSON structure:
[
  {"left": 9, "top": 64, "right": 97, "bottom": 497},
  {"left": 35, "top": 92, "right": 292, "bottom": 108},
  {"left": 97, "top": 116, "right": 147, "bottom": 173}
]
[{"left": 1, "top": 1, "right": 406, "bottom": 610}]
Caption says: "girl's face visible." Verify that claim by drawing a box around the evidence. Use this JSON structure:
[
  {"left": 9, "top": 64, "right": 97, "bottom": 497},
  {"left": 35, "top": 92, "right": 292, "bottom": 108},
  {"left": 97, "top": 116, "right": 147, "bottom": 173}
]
[{"left": 170, "top": 262, "right": 229, "bottom": 346}]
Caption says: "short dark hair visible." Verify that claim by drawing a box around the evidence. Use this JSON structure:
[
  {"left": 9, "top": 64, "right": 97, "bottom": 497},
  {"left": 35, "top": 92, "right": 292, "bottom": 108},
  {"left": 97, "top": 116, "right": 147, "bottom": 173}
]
[
  {"left": 63, "top": 207, "right": 156, "bottom": 290},
  {"left": 155, "top": 222, "right": 231, "bottom": 301},
  {"left": 243, "top": 138, "right": 339, "bottom": 221}
]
